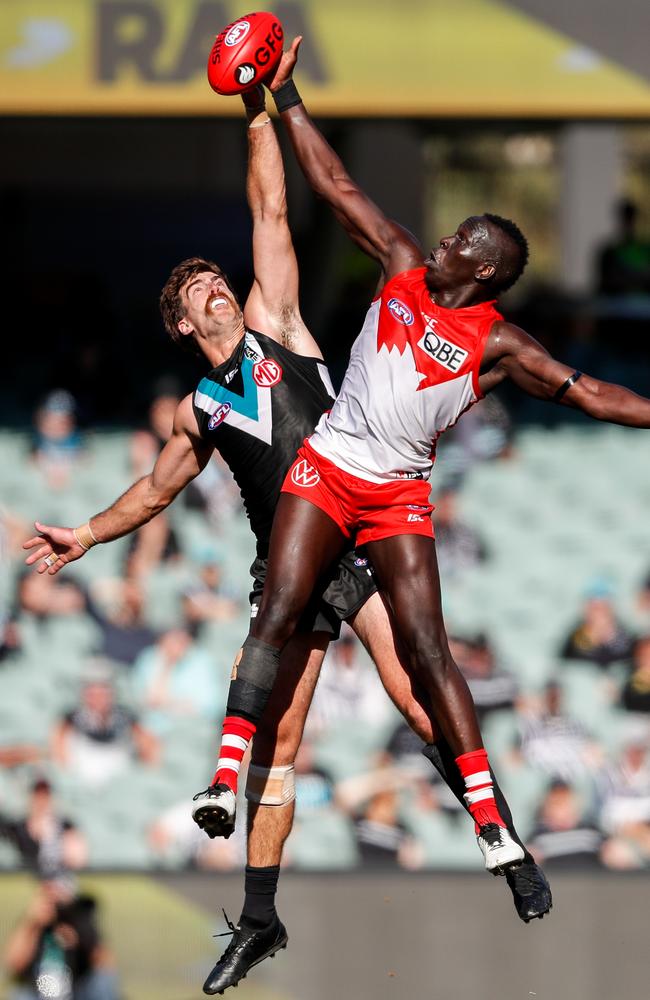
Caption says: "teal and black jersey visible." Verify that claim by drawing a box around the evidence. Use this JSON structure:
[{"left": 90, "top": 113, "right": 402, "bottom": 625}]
[{"left": 193, "top": 330, "right": 336, "bottom": 557}]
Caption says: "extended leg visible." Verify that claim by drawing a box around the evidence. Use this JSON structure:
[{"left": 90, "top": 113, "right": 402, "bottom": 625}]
[
  {"left": 350, "top": 592, "right": 552, "bottom": 920},
  {"left": 202, "top": 633, "right": 328, "bottom": 995},
  {"left": 364, "top": 535, "right": 524, "bottom": 872},
  {"left": 206, "top": 495, "right": 345, "bottom": 821}
]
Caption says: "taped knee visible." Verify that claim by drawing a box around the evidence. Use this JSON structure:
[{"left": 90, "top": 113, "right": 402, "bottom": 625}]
[
  {"left": 226, "top": 637, "right": 281, "bottom": 721},
  {"left": 245, "top": 763, "right": 296, "bottom": 806}
]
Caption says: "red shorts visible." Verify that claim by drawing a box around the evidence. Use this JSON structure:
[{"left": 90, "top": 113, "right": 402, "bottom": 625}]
[{"left": 281, "top": 440, "right": 434, "bottom": 547}]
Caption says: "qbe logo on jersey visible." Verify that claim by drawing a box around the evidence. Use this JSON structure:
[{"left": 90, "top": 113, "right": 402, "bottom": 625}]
[
  {"left": 253, "top": 359, "right": 283, "bottom": 388},
  {"left": 418, "top": 318, "right": 468, "bottom": 374},
  {"left": 291, "top": 459, "right": 320, "bottom": 488}
]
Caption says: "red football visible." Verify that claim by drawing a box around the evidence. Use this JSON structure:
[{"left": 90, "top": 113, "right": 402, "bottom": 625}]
[{"left": 207, "top": 11, "right": 284, "bottom": 96}]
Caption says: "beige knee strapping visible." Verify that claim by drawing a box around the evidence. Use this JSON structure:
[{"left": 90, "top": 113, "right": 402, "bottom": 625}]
[{"left": 245, "top": 763, "right": 296, "bottom": 806}]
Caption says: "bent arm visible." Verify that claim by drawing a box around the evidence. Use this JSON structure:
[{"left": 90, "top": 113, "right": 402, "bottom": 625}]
[
  {"left": 272, "top": 60, "right": 422, "bottom": 282},
  {"left": 91, "top": 395, "right": 211, "bottom": 541},
  {"left": 485, "top": 323, "right": 650, "bottom": 427},
  {"left": 241, "top": 89, "right": 320, "bottom": 357},
  {"left": 24, "top": 396, "right": 212, "bottom": 574}
]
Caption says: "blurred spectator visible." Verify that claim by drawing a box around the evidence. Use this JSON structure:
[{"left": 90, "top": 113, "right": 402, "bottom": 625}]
[
  {"left": 128, "top": 381, "right": 180, "bottom": 479},
  {"left": 449, "top": 631, "right": 517, "bottom": 721},
  {"left": 383, "top": 721, "right": 462, "bottom": 816},
  {"left": 635, "top": 570, "right": 650, "bottom": 624},
  {"left": 0, "top": 779, "right": 87, "bottom": 877},
  {"left": 31, "top": 390, "right": 84, "bottom": 491},
  {"left": 621, "top": 636, "right": 650, "bottom": 714},
  {"left": 85, "top": 580, "right": 157, "bottom": 668},
  {"left": 336, "top": 762, "right": 421, "bottom": 869},
  {"left": 51, "top": 664, "right": 159, "bottom": 786},
  {"left": 436, "top": 394, "right": 513, "bottom": 484},
  {"left": 0, "top": 616, "right": 21, "bottom": 663},
  {"left": 598, "top": 728, "right": 650, "bottom": 866},
  {"left": 305, "top": 627, "right": 392, "bottom": 737},
  {"left": 527, "top": 780, "right": 603, "bottom": 869},
  {"left": 131, "top": 627, "right": 225, "bottom": 733},
  {"left": 596, "top": 199, "right": 650, "bottom": 297},
  {"left": 559, "top": 580, "right": 634, "bottom": 668},
  {"left": 283, "top": 741, "right": 358, "bottom": 870},
  {"left": 124, "top": 516, "right": 182, "bottom": 582},
  {"left": 4, "top": 878, "right": 119, "bottom": 1000},
  {"left": 432, "top": 489, "right": 487, "bottom": 580},
  {"left": 14, "top": 571, "right": 85, "bottom": 625},
  {"left": 0, "top": 747, "right": 42, "bottom": 768},
  {"left": 148, "top": 798, "right": 243, "bottom": 871},
  {"left": 181, "top": 545, "right": 239, "bottom": 638},
  {"left": 515, "top": 681, "right": 603, "bottom": 781}
]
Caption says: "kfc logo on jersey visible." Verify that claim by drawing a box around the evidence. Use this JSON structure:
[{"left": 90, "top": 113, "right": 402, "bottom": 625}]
[
  {"left": 291, "top": 460, "right": 320, "bottom": 488},
  {"left": 387, "top": 298, "right": 414, "bottom": 326},
  {"left": 208, "top": 402, "right": 232, "bottom": 429},
  {"left": 225, "top": 20, "right": 250, "bottom": 45},
  {"left": 417, "top": 319, "right": 468, "bottom": 374},
  {"left": 253, "top": 359, "right": 283, "bottom": 388}
]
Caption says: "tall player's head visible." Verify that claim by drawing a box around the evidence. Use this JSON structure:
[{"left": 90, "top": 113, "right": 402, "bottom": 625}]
[
  {"left": 424, "top": 214, "right": 529, "bottom": 299},
  {"left": 160, "top": 257, "right": 243, "bottom": 355}
]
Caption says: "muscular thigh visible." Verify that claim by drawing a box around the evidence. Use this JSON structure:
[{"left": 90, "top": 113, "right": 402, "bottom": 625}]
[
  {"left": 250, "top": 631, "right": 329, "bottom": 767},
  {"left": 365, "top": 535, "right": 449, "bottom": 650}
]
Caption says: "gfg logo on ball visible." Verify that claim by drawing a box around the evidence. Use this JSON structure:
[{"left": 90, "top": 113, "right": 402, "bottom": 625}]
[
  {"left": 225, "top": 20, "right": 250, "bottom": 46},
  {"left": 387, "top": 298, "right": 414, "bottom": 325},
  {"left": 236, "top": 63, "right": 256, "bottom": 86}
]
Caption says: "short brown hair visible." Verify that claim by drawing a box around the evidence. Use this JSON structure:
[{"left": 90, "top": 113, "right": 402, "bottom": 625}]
[{"left": 159, "top": 257, "right": 238, "bottom": 353}]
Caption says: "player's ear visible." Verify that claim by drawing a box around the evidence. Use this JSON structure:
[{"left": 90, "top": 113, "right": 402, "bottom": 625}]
[
  {"left": 178, "top": 318, "right": 194, "bottom": 337},
  {"left": 476, "top": 262, "right": 496, "bottom": 282}
]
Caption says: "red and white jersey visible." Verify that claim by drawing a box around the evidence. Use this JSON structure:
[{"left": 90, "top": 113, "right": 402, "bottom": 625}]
[{"left": 310, "top": 268, "right": 501, "bottom": 483}]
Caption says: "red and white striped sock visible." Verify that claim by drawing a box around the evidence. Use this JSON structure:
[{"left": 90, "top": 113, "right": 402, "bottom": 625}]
[
  {"left": 212, "top": 716, "right": 257, "bottom": 794},
  {"left": 455, "top": 748, "right": 506, "bottom": 833}
]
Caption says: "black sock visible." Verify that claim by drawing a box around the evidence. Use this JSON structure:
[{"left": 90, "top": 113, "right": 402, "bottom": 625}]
[
  {"left": 422, "top": 740, "right": 534, "bottom": 865},
  {"left": 239, "top": 865, "right": 280, "bottom": 930}
]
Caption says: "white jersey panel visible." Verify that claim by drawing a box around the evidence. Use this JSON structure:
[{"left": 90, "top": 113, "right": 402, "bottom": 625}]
[{"left": 310, "top": 299, "right": 478, "bottom": 483}]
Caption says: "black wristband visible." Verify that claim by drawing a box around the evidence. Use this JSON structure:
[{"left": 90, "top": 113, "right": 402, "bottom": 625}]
[
  {"left": 272, "top": 79, "right": 302, "bottom": 113},
  {"left": 553, "top": 370, "right": 583, "bottom": 402}
]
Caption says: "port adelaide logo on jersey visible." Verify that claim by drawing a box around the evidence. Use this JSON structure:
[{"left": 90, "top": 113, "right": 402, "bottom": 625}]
[
  {"left": 208, "top": 401, "right": 232, "bottom": 430},
  {"left": 418, "top": 317, "right": 468, "bottom": 374},
  {"left": 387, "top": 298, "right": 414, "bottom": 326}
]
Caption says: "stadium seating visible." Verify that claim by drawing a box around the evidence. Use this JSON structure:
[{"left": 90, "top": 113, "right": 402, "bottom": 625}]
[{"left": 1, "top": 424, "right": 648, "bottom": 870}]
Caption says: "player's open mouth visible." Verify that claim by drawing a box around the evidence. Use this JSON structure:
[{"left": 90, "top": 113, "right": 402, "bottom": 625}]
[{"left": 209, "top": 296, "right": 228, "bottom": 311}]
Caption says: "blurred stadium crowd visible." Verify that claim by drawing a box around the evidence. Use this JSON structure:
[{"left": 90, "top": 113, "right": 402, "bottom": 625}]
[{"left": 3, "top": 378, "right": 650, "bottom": 883}]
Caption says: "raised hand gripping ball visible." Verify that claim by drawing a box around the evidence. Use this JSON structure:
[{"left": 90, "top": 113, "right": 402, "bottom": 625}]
[{"left": 207, "top": 11, "right": 284, "bottom": 95}]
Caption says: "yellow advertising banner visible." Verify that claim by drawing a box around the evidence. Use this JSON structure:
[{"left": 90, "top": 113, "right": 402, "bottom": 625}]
[{"left": 2, "top": 0, "right": 650, "bottom": 117}]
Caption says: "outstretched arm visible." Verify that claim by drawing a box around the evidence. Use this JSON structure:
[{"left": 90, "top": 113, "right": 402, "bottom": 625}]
[
  {"left": 23, "top": 395, "right": 213, "bottom": 574},
  {"left": 482, "top": 322, "right": 650, "bottom": 427},
  {"left": 241, "top": 86, "right": 320, "bottom": 357},
  {"left": 268, "top": 40, "right": 423, "bottom": 285}
]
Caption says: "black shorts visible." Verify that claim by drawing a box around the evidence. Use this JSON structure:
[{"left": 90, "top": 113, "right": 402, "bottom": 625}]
[{"left": 249, "top": 550, "right": 377, "bottom": 639}]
